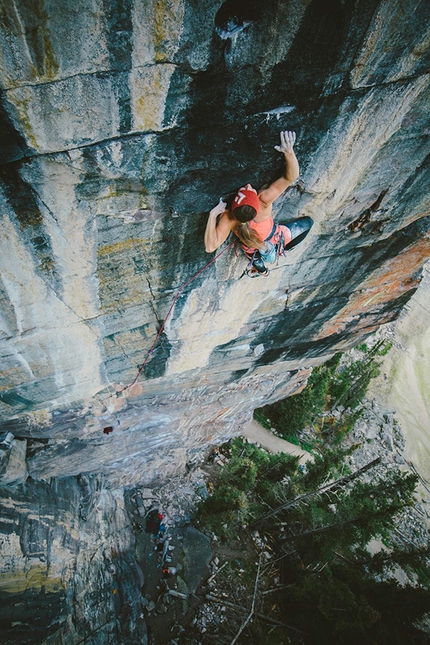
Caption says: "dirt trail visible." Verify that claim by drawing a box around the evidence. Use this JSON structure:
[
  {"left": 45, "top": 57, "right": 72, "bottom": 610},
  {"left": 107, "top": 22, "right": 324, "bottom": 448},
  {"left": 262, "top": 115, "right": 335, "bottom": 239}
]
[{"left": 242, "top": 420, "right": 313, "bottom": 463}]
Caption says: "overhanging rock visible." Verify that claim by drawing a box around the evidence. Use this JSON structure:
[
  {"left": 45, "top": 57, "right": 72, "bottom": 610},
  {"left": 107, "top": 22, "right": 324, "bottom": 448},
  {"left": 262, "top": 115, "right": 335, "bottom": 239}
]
[{"left": 0, "top": 0, "right": 429, "bottom": 484}]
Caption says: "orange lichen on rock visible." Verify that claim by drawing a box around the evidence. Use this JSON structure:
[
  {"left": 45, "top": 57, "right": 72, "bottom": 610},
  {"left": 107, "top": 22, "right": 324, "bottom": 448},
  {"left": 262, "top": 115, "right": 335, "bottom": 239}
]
[
  {"left": 314, "top": 232, "right": 430, "bottom": 340},
  {"left": 289, "top": 368, "right": 312, "bottom": 396},
  {"left": 127, "top": 383, "right": 144, "bottom": 397}
]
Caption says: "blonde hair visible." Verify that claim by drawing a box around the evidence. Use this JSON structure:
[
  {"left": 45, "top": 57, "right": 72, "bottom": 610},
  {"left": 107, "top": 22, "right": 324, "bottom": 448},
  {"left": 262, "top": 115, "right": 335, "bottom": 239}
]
[
  {"left": 230, "top": 204, "right": 264, "bottom": 250},
  {"left": 235, "top": 221, "right": 265, "bottom": 249}
]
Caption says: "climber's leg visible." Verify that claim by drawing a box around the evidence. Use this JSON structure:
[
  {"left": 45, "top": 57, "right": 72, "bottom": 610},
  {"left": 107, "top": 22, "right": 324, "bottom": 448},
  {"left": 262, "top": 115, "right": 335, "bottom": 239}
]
[{"left": 283, "top": 217, "right": 313, "bottom": 250}]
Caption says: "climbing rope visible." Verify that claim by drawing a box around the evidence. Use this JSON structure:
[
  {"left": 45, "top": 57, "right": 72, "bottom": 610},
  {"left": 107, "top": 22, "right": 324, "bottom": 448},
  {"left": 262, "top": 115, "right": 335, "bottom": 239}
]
[{"left": 120, "top": 241, "right": 235, "bottom": 392}]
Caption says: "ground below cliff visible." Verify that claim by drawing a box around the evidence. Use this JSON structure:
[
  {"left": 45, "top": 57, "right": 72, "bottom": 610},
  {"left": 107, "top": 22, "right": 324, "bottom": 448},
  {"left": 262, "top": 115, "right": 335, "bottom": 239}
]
[
  {"left": 369, "top": 263, "right": 430, "bottom": 483},
  {"left": 1, "top": 0, "right": 430, "bottom": 642}
]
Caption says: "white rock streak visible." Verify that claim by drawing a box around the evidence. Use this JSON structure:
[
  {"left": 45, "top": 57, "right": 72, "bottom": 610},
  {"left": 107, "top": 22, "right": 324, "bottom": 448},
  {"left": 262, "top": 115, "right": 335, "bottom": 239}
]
[{"left": 0, "top": 213, "right": 104, "bottom": 406}]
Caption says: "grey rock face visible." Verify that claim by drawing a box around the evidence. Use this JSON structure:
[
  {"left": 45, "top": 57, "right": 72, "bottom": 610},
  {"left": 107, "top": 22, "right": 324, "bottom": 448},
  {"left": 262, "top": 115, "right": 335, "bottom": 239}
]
[
  {"left": 0, "top": 476, "right": 147, "bottom": 645},
  {"left": 0, "top": 436, "right": 27, "bottom": 483},
  {"left": 0, "top": 2, "right": 429, "bottom": 640},
  {"left": 0, "top": 0, "right": 428, "bottom": 481},
  {"left": 179, "top": 524, "right": 212, "bottom": 594}
]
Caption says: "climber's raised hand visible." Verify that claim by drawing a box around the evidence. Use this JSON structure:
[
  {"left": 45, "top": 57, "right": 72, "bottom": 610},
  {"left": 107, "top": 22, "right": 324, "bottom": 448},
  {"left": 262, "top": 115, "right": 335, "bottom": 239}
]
[
  {"left": 258, "top": 131, "right": 299, "bottom": 206},
  {"left": 209, "top": 198, "right": 227, "bottom": 218},
  {"left": 274, "top": 130, "right": 296, "bottom": 154},
  {"left": 205, "top": 199, "right": 232, "bottom": 252}
]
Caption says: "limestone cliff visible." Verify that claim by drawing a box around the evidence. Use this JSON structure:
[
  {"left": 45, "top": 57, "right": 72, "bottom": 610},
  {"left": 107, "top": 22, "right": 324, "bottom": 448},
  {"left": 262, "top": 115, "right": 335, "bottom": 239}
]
[
  {"left": 1, "top": 0, "right": 429, "bottom": 484},
  {"left": 0, "top": 0, "right": 429, "bottom": 642}
]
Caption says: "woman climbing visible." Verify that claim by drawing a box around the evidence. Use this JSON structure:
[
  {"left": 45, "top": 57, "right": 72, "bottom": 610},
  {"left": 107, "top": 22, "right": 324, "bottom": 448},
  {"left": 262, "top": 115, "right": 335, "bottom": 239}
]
[{"left": 204, "top": 130, "right": 311, "bottom": 276}]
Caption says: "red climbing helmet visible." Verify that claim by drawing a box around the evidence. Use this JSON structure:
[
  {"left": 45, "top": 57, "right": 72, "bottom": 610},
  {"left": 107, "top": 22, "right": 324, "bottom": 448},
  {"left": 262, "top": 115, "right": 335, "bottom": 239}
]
[{"left": 231, "top": 187, "right": 260, "bottom": 213}]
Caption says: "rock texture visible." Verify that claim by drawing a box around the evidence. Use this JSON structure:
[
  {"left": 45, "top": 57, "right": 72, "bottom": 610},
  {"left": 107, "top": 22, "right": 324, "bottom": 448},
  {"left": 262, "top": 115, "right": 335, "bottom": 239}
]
[
  {"left": 0, "top": 476, "right": 147, "bottom": 644},
  {"left": 369, "top": 262, "right": 430, "bottom": 492},
  {"left": 0, "top": 0, "right": 429, "bottom": 641},
  {"left": 0, "top": 0, "right": 429, "bottom": 483}
]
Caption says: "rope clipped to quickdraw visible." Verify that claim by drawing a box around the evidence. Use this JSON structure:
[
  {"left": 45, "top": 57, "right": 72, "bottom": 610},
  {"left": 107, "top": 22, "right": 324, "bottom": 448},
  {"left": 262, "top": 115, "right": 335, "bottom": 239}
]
[
  {"left": 276, "top": 235, "right": 286, "bottom": 258},
  {"left": 239, "top": 249, "right": 258, "bottom": 279},
  {"left": 120, "top": 241, "right": 235, "bottom": 392}
]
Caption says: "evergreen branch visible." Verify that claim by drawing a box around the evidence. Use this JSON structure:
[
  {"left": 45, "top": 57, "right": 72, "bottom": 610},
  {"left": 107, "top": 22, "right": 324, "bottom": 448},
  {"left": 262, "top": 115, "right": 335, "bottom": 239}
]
[{"left": 250, "top": 457, "right": 380, "bottom": 527}]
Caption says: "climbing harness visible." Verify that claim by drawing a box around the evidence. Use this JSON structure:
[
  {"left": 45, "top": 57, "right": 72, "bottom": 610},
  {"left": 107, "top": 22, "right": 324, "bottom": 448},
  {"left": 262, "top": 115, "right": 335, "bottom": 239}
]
[
  {"left": 239, "top": 249, "right": 269, "bottom": 279},
  {"left": 239, "top": 221, "right": 288, "bottom": 279},
  {"left": 114, "top": 218, "right": 314, "bottom": 393}
]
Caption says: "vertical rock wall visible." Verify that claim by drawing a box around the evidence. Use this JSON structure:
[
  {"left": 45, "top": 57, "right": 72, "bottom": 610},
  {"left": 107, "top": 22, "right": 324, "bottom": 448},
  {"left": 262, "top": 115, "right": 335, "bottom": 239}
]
[
  {"left": 0, "top": 476, "right": 147, "bottom": 644},
  {"left": 0, "top": 1, "right": 429, "bottom": 642},
  {"left": 0, "top": 0, "right": 429, "bottom": 478}
]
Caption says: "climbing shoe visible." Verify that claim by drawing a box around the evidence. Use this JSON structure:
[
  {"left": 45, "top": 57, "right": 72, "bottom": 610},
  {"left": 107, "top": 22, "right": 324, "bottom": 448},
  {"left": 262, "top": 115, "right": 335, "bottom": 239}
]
[
  {"left": 252, "top": 257, "right": 268, "bottom": 274},
  {"left": 247, "top": 265, "right": 269, "bottom": 278}
]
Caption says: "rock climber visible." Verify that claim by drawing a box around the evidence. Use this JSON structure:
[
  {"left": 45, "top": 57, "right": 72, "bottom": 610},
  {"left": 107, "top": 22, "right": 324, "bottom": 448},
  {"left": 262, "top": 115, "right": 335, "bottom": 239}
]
[{"left": 204, "top": 130, "right": 300, "bottom": 276}]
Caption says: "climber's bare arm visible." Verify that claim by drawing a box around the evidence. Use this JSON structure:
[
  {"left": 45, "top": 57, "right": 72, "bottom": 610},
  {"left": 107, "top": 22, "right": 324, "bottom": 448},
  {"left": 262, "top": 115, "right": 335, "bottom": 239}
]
[
  {"left": 204, "top": 200, "right": 233, "bottom": 253},
  {"left": 258, "top": 131, "right": 299, "bottom": 208}
]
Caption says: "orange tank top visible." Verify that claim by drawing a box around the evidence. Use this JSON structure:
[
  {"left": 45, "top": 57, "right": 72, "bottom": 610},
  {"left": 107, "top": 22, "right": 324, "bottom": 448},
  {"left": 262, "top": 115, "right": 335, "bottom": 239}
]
[{"left": 249, "top": 217, "right": 274, "bottom": 241}]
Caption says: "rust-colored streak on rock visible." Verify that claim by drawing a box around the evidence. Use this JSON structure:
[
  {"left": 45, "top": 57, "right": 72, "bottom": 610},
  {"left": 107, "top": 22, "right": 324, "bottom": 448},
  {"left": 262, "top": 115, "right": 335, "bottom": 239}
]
[
  {"left": 127, "top": 383, "right": 143, "bottom": 397},
  {"left": 290, "top": 369, "right": 313, "bottom": 397},
  {"left": 314, "top": 233, "right": 430, "bottom": 340}
]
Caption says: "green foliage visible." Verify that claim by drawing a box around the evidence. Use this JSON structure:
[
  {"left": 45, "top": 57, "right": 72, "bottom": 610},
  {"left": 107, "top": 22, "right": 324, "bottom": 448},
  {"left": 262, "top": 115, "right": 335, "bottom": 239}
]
[
  {"left": 354, "top": 545, "right": 430, "bottom": 589},
  {"left": 197, "top": 439, "right": 300, "bottom": 536},
  {"left": 254, "top": 341, "right": 392, "bottom": 441},
  {"left": 329, "top": 340, "right": 389, "bottom": 409},
  {"left": 280, "top": 470, "right": 418, "bottom": 566},
  {"left": 281, "top": 569, "right": 379, "bottom": 641},
  {"left": 363, "top": 578, "right": 430, "bottom": 644},
  {"left": 329, "top": 358, "right": 379, "bottom": 410},
  {"left": 201, "top": 484, "right": 248, "bottom": 514},
  {"left": 196, "top": 333, "right": 420, "bottom": 642},
  {"left": 229, "top": 437, "right": 271, "bottom": 469},
  {"left": 197, "top": 483, "right": 250, "bottom": 539},
  {"left": 252, "top": 409, "right": 272, "bottom": 430},
  {"left": 299, "top": 446, "right": 349, "bottom": 490},
  {"left": 274, "top": 467, "right": 423, "bottom": 641},
  {"left": 229, "top": 437, "right": 299, "bottom": 482},
  {"left": 321, "top": 408, "right": 363, "bottom": 445},
  {"left": 219, "top": 456, "right": 258, "bottom": 491},
  {"left": 195, "top": 435, "right": 427, "bottom": 644},
  {"left": 262, "top": 452, "right": 299, "bottom": 482},
  {"left": 281, "top": 565, "right": 430, "bottom": 644},
  {"left": 255, "top": 358, "right": 339, "bottom": 438},
  {"left": 374, "top": 340, "right": 393, "bottom": 356}
]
